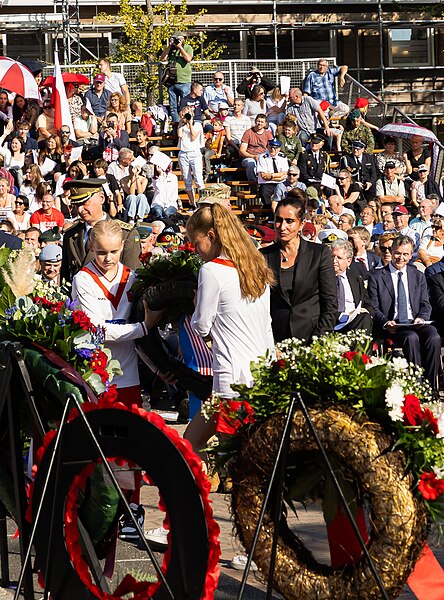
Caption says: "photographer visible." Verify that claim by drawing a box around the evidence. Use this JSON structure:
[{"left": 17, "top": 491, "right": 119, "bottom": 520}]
[
  {"left": 98, "top": 113, "right": 130, "bottom": 163},
  {"left": 177, "top": 107, "right": 204, "bottom": 208},
  {"left": 236, "top": 67, "right": 275, "bottom": 100},
  {"left": 160, "top": 31, "right": 193, "bottom": 124}
]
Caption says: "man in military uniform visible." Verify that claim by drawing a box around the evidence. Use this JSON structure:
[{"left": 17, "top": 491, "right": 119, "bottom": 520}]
[
  {"left": 297, "top": 133, "right": 331, "bottom": 186},
  {"left": 341, "top": 110, "right": 375, "bottom": 154},
  {"left": 340, "top": 140, "right": 377, "bottom": 201},
  {"left": 61, "top": 179, "right": 141, "bottom": 282}
]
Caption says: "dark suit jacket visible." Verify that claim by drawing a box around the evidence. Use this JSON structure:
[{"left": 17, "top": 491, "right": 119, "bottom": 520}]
[
  {"left": 340, "top": 153, "right": 377, "bottom": 188},
  {"left": 0, "top": 231, "right": 22, "bottom": 250},
  {"left": 344, "top": 270, "right": 375, "bottom": 318},
  {"left": 98, "top": 130, "right": 130, "bottom": 153},
  {"left": 297, "top": 150, "right": 330, "bottom": 184},
  {"left": 61, "top": 215, "right": 141, "bottom": 282},
  {"left": 349, "top": 251, "right": 379, "bottom": 280},
  {"left": 261, "top": 239, "right": 337, "bottom": 342},
  {"left": 427, "top": 270, "right": 444, "bottom": 333},
  {"left": 368, "top": 264, "right": 431, "bottom": 335}
]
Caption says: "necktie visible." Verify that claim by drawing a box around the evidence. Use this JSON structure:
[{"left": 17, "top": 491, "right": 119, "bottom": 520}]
[
  {"left": 357, "top": 257, "right": 367, "bottom": 269},
  {"left": 337, "top": 275, "right": 346, "bottom": 313},
  {"left": 397, "top": 271, "right": 409, "bottom": 323},
  {"left": 272, "top": 158, "right": 278, "bottom": 173}
]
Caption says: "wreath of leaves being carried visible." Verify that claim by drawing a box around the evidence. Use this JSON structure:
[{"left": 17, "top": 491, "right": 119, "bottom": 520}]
[{"left": 203, "top": 332, "right": 444, "bottom": 599}]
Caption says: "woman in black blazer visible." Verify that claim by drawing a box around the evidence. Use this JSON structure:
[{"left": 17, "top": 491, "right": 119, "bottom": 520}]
[{"left": 262, "top": 193, "right": 338, "bottom": 342}]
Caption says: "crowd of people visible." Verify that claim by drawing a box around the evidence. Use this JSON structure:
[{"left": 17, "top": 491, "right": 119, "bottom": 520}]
[{"left": 1, "top": 43, "right": 444, "bottom": 564}]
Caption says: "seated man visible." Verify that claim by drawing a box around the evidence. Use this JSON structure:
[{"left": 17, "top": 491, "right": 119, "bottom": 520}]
[
  {"left": 286, "top": 88, "right": 330, "bottom": 147},
  {"left": 297, "top": 133, "right": 331, "bottom": 186},
  {"left": 98, "top": 112, "right": 130, "bottom": 163},
  {"left": 256, "top": 139, "right": 288, "bottom": 205},
  {"left": 272, "top": 164, "right": 306, "bottom": 211},
  {"left": 303, "top": 58, "right": 349, "bottom": 119},
  {"left": 239, "top": 114, "right": 273, "bottom": 183},
  {"left": 347, "top": 226, "right": 379, "bottom": 280},
  {"left": 376, "top": 161, "right": 406, "bottom": 205},
  {"left": 392, "top": 205, "right": 420, "bottom": 258},
  {"left": 340, "top": 140, "right": 377, "bottom": 201},
  {"left": 204, "top": 71, "right": 234, "bottom": 114},
  {"left": 341, "top": 110, "right": 375, "bottom": 155},
  {"left": 330, "top": 239, "right": 373, "bottom": 335},
  {"left": 325, "top": 194, "right": 354, "bottom": 229},
  {"left": 368, "top": 235, "right": 441, "bottom": 391},
  {"left": 410, "top": 163, "right": 442, "bottom": 207}
]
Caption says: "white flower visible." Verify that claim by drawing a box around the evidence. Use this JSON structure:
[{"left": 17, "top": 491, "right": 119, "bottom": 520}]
[
  {"left": 391, "top": 356, "right": 409, "bottom": 372},
  {"left": 433, "top": 465, "right": 444, "bottom": 479},
  {"left": 365, "top": 355, "right": 386, "bottom": 370},
  {"left": 385, "top": 382, "right": 405, "bottom": 422}
]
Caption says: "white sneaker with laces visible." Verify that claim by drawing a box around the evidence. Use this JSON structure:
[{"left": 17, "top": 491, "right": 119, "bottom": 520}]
[
  {"left": 230, "top": 554, "right": 258, "bottom": 572},
  {"left": 145, "top": 525, "right": 169, "bottom": 546}
]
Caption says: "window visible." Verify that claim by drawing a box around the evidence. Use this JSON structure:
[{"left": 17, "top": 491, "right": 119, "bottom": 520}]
[{"left": 389, "top": 28, "right": 433, "bottom": 67}]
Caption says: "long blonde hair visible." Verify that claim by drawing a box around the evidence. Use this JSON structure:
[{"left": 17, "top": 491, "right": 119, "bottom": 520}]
[{"left": 186, "top": 204, "right": 275, "bottom": 300}]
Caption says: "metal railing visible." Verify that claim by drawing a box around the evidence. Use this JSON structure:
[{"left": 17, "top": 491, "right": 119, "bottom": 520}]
[{"left": 43, "top": 58, "right": 444, "bottom": 183}]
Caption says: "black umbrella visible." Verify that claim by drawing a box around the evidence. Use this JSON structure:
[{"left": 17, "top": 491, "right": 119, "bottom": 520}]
[{"left": 18, "top": 59, "right": 46, "bottom": 75}]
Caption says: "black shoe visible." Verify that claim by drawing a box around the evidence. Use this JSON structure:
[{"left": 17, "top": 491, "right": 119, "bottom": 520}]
[{"left": 119, "top": 503, "right": 145, "bottom": 540}]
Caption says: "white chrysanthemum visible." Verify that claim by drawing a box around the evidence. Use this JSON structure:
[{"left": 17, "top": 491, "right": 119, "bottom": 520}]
[{"left": 385, "top": 382, "right": 405, "bottom": 422}]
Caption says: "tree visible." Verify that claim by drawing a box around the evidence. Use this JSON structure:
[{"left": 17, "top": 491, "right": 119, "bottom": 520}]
[{"left": 95, "top": 0, "right": 224, "bottom": 103}]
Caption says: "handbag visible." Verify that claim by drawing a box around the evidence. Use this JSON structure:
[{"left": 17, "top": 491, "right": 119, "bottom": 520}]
[{"left": 161, "top": 62, "right": 177, "bottom": 87}]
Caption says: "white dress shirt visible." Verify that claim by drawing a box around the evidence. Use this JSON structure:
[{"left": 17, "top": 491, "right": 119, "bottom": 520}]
[{"left": 389, "top": 263, "right": 413, "bottom": 321}]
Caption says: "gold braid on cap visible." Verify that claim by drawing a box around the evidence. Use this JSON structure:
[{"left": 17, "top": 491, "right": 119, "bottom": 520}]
[{"left": 69, "top": 186, "right": 102, "bottom": 201}]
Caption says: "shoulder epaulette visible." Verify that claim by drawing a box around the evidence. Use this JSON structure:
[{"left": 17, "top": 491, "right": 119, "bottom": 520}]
[{"left": 114, "top": 219, "right": 134, "bottom": 231}]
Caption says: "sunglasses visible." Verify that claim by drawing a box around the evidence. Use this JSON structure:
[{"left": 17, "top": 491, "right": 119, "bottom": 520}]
[
  {"left": 338, "top": 177, "right": 348, "bottom": 181},
  {"left": 379, "top": 245, "right": 392, "bottom": 251},
  {"left": 214, "top": 78, "right": 223, "bottom": 81},
  {"left": 15, "top": 201, "right": 24, "bottom": 206},
  {"left": 288, "top": 173, "right": 298, "bottom": 176},
  {"left": 433, "top": 225, "right": 442, "bottom": 230},
  {"left": 60, "top": 130, "right": 70, "bottom": 134}
]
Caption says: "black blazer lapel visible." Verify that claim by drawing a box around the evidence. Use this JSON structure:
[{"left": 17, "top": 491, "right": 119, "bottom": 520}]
[
  {"left": 291, "top": 239, "right": 313, "bottom": 305},
  {"left": 346, "top": 271, "right": 361, "bottom": 305},
  {"left": 265, "top": 244, "right": 291, "bottom": 307}
]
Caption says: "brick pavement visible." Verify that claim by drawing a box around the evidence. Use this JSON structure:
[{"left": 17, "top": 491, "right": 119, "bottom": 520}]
[{"left": 0, "top": 417, "right": 443, "bottom": 598}]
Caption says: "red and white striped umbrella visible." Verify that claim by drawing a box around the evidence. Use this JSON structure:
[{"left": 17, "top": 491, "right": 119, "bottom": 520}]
[
  {"left": 379, "top": 122, "right": 438, "bottom": 143},
  {"left": 0, "top": 56, "right": 40, "bottom": 99}
]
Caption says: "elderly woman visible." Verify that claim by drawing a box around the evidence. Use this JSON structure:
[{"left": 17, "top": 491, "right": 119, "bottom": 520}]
[
  {"left": 376, "top": 136, "right": 407, "bottom": 177},
  {"left": 374, "top": 232, "right": 398, "bottom": 269},
  {"left": 403, "top": 134, "right": 431, "bottom": 181},
  {"left": 338, "top": 213, "right": 355, "bottom": 233}
]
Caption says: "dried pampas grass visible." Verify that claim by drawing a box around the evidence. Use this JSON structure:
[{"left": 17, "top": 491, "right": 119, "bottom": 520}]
[{"left": 2, "top": 248, "right": 37, "bottom": 298}]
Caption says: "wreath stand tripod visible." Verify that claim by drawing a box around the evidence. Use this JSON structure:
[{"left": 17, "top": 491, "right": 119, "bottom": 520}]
[
  {"left": 0, "top": 341, "right": 214, "bottom": 600},
  {"left": 237, "top": 391, "right": 390, "bottom": 600}
]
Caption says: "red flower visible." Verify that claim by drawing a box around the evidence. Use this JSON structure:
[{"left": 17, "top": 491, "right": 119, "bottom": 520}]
[
  {"left": 71, "top": 310, "right": 93, "bottom": 331},
  {"left": 342, "top": 351, "right": 358, "bottom": 361},
  {"left": 99, "top": 384, "right": 118, "bottom": 405},
  {"left": 90, "top": 349, "right": 108, "bottom": 370},
  {"left": 179, "top": 242, "right": 195, "bottom": 253},
  {"left": 50, "top": 301, "right": 65, "bottom": 314},
  {"left": 273, "top": 359, "right": 286, "bottom": 370},
  {"left": 139, "top": 251, "right": 152, "bottom": 264},
  {"left": 216, "top": 400, "right": 255, "bottom": 435},
  {"left": 418, "top": 471, "right": 444, "bottom": 501},
  {"left": 402, "top": 394, "right": 424, "bottom": 427},
  {"left": 361, "top": 353, "right": 372, "bottom": 364},
  {"left": 422, "top": 408, "right": 440, "bottom": 436}
]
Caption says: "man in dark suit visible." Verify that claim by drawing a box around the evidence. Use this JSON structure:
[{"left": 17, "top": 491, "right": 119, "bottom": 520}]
[
  {"left": 347, "top": 226, "right": 379, "bottom": 281},
  {"left": 0, "top": 230, "right": 22, "bottom": 250},
  {"left": 330, "top": 239, "right": 373, "bottom": 335},
  {"left": 368, "top": 234, "right": 441, "bottom": 390},
  {"left": 61, "top": 179, "right": 141, "bottom": 282},
  {"left": 297, "top": 134, "right": 330, "bottom": 186},
  {"left": 340, "top": 140, "right": 377, "bottom": 201},
  {"left": 427, "top": 270, "right": 444, "bottom": 336}
]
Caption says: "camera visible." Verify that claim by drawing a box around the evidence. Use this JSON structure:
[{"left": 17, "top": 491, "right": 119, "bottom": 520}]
[
  {"left": 184, "top": 113, "right": 192, "bottom": 121},
  {"left": 107, "top": 122, "right": 115, "bottom": 129},
  {"left": 171, "top": 37, "right": 180, "bottom": 46}
]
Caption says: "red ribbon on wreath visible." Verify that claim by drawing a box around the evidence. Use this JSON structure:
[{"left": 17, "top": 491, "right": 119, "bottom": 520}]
[{"left": 31, "top": 400, "right": 221, "bottom": 600}]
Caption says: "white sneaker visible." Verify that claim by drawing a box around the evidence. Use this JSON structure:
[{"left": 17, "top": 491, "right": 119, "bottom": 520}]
[
  {"left": 145, "top": 525, "right": 169, "bottom": 547},
  {"left": 230, "top": 554, "right": 258, "bottom": 572}
]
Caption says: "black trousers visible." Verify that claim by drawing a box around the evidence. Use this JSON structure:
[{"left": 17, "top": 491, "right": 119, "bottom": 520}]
[{"left": 393, "top": 324, "right": 441, "bottom": 389}]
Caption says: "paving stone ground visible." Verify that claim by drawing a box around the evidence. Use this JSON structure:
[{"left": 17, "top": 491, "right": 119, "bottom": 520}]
[{"left": 0, "top": 418, "right": 443, "bottom": 598}]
